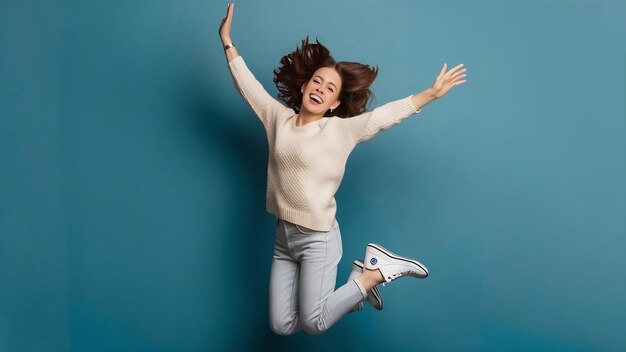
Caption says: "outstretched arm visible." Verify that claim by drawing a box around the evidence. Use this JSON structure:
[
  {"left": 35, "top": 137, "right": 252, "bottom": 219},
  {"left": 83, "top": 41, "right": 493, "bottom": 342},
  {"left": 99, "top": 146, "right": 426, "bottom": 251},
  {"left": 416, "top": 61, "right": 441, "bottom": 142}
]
[
  {"left": 340, "top": 93, "right": 427, "bottom": 144},
  {"left": 342, "top": 61, "right": 468, "bottom": 144},
  {"left": 219, "top": 3, "right": 293, "bottom": 128}
]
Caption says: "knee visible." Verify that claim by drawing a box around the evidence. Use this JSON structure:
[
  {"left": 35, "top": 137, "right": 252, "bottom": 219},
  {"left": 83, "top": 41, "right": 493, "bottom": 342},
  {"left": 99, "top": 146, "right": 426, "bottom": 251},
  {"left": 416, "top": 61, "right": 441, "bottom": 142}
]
[
  {"left": 301, "top": 318, "right": 326, "bottom": 336},
  {"left": 269, "top": 319, "right": 297, "bottom": 336}
]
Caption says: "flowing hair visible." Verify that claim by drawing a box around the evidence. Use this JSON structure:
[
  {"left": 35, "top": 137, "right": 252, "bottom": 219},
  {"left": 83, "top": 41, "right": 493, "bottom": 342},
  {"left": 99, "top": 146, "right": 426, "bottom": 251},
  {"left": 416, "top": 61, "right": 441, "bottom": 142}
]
[{"left": 273, "top": 35, "right": 379, "bottom": 118}]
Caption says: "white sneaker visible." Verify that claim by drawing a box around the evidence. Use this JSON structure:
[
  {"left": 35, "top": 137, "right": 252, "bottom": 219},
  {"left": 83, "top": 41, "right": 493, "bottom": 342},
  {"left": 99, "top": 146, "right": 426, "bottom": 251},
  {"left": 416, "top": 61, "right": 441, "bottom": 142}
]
[{"left": 363, "top": 243, "right": 429, "bottom": 285}]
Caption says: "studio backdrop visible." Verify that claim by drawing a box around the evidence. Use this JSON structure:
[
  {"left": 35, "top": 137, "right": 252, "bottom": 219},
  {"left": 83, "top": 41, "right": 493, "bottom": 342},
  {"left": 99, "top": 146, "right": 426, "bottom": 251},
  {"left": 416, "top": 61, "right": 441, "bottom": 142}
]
[{"left": 1, "top": 0, "right": 624, "bottom": 351}]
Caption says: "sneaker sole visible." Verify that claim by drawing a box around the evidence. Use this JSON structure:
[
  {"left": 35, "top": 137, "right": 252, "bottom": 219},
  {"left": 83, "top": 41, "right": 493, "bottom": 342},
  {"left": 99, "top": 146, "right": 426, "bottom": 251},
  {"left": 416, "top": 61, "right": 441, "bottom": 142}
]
[
  {"left": 353, "top": 260, "right": 383, "bottom": 310},
  {"left": 367, "top": 243, "right": 429, "bottom": 278}
]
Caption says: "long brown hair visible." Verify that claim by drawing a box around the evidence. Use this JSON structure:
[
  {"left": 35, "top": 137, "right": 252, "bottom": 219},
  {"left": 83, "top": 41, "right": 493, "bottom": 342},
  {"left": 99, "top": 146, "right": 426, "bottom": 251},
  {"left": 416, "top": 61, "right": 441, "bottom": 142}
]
[{"left": 273, "top": 35, "right": 379, "bottom": 118}]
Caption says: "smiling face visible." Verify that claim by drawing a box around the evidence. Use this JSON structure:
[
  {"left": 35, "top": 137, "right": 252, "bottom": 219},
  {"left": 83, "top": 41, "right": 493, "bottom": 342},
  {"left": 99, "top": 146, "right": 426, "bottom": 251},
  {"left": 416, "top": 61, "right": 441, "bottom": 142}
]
[{"left": 300, "top": 66, "right": 342, "bottom": 114}]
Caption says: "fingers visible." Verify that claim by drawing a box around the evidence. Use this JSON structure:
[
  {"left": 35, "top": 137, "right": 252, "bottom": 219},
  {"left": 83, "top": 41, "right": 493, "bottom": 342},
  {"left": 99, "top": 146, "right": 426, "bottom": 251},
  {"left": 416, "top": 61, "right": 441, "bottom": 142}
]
[
  {"left": 227, "top": 2, "right": 234, "bottom": 18},
  {"left": 222, "top": 3, "right": 234, "bottom": 26},
  {"left": 438, "top": 63, "right": 447, "bottom": 78},
  {"left": 450, "top": 70, "right": 467, "bottom": 81},
  {"left": 446, "top": 63, "right": 465, "bottom": 78},
  {"left": 223, "top": 3, "right": 232, "bottom": 20},
  {"left": 436, "top": 61, "right": 468, "bottom": 92},
  {"left": 220, "top": 3, "right": 234, "bottom": 36},
  {"left": 441, "top": 63, "right": 468, "bottom": 86}
]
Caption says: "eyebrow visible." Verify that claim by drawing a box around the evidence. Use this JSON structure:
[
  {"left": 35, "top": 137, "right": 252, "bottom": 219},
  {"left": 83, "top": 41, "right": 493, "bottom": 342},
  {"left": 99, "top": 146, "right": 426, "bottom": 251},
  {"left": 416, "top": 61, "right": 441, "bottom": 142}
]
[{"left": 313, "top": 75, "right": 337, "bottom": 89}]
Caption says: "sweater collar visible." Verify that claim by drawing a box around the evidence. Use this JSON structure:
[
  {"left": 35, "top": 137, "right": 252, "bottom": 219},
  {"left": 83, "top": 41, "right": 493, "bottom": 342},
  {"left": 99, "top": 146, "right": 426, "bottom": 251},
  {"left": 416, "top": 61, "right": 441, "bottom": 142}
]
[{"left": 292, "top": 114, "right": 322, "bottom": 129}]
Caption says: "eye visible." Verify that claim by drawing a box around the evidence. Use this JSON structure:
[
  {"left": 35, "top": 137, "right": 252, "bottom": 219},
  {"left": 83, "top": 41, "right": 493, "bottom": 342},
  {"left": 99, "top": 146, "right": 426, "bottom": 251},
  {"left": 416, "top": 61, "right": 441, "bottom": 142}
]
[{"left": 313, "top": 79, "right": 334, "bottom": 92}]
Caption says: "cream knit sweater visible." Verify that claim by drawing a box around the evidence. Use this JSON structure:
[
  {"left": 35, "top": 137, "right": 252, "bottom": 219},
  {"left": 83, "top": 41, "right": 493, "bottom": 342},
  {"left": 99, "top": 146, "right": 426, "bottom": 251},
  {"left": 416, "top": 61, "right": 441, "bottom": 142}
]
[{"left": 227, "top": 55, "right": 422, "bottom": 231}]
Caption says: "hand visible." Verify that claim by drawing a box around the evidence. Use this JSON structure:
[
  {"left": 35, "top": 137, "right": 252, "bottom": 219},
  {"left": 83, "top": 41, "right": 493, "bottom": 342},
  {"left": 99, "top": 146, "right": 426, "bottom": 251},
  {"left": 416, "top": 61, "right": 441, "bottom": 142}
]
[
  {"left": 219, "top": 2, "right": 234, "bottom": 42},
  {"left": 429, "top": 63, "right": 467, "bottom": 99}
]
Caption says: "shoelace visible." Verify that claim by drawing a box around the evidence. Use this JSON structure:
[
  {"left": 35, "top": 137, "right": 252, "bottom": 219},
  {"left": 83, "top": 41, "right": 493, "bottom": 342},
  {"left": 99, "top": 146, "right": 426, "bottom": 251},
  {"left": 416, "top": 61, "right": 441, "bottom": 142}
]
[
  {"left": 378, "top": 267, "right": 417, "bottom": 287},
  {"left": 385, "top": 268, "right": 413, "bottom": 285}
]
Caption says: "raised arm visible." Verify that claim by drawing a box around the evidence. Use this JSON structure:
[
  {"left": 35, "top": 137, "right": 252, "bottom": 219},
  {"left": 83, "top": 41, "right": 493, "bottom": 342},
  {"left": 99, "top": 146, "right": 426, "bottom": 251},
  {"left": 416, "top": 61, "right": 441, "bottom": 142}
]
[
  {"left": 219, "top": 3, "right": 293, "bottom": 128},
  {"left": 340, "top": 94, "right": 424, "bottom": 144},
  {"left": 341, "top": 59, "right": 468, "bottom": 144},
  {"left": 220, "top": 3, "right": 239, "bottom": 64},
  {"left": 226, "top": 55, "right": 294, "bottom": 129}
]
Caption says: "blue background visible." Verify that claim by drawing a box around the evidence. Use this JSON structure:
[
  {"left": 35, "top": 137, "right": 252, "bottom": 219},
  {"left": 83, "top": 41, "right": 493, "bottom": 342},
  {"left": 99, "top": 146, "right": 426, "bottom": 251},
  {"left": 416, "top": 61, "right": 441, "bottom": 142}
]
[{"left": 1, "top": 0, "right": 625, "bottom": 351}]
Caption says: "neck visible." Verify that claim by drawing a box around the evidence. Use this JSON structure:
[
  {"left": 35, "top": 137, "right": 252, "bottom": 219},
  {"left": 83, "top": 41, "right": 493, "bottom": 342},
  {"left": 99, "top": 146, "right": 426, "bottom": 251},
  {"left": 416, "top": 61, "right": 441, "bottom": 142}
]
[{"left": 296, "top": 107, "right": 325, "bottom": 126}]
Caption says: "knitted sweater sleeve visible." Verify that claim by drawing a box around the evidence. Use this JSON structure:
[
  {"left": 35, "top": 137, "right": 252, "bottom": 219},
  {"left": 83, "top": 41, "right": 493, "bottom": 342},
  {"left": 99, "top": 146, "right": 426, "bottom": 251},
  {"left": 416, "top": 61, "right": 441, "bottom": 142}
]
[
  {"left": 340, "top": 95, "right": 422, "bottom": 144},
  {"left": 227, "top": 55, "right": 294, "bottom": 128}
]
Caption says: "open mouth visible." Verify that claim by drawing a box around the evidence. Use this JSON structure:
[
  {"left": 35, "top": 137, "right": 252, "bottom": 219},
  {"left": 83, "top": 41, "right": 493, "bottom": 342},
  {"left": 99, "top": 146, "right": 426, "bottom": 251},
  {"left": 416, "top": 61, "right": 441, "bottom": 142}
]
[{"left": 309, "top": 94, "right": 323, "bottom": 105}]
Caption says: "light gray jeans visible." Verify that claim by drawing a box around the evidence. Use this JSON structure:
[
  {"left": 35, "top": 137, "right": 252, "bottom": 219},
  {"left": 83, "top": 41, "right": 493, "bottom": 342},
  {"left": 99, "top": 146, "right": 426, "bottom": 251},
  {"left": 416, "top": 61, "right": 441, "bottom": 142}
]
[{"left": 269, "top": 217, "right": 369, "bottom": 335}]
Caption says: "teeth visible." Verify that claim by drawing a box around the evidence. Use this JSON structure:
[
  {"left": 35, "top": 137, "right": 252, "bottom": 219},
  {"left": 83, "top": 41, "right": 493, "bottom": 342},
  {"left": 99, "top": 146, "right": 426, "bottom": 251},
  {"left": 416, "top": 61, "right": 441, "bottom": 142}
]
[{"left": 310, "top": 94, "right": 323, "bottom": 103}]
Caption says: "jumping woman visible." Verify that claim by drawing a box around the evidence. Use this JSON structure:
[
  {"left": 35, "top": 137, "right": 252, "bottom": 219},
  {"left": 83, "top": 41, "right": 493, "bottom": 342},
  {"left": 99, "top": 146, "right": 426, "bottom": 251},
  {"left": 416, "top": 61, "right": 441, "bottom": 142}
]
[{"left": 219, "top": 2, "right": 468, "bottom": 336}]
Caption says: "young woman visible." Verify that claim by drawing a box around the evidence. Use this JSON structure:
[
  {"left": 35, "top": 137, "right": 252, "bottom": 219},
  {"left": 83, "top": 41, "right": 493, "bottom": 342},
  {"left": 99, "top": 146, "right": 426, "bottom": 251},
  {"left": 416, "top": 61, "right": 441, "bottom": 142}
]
[{"left": 219, "top": 2, "right": 467, "bottom": 336}]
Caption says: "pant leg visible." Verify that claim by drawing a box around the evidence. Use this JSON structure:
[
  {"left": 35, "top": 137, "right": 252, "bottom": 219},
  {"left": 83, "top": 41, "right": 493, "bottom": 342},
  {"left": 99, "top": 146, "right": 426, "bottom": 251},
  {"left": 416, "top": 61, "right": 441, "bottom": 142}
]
[
  {"left": 268, "top": 218, "right": 303, "bottom": 335},
  {"left": 289, "top": 220, "right": 369, "bottom": 335},
  {"left": 347, "top": 263, "right": 365, "bottom": 312}
]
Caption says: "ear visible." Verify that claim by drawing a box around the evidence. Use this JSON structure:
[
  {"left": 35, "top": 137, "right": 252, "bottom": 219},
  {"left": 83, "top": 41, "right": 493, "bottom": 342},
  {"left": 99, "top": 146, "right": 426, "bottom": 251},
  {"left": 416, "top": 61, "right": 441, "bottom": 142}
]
[
  {"left": 301, "top": 82, "right": 306, "bottom": 94},
  {"left": 331, "top": 100, "right": 341, "bottom": 110}
]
